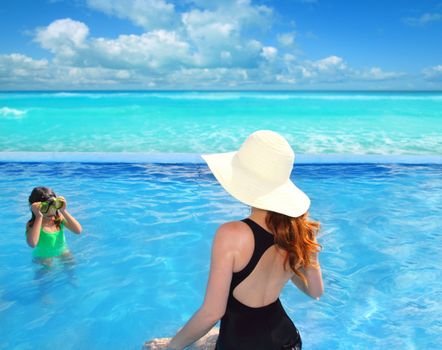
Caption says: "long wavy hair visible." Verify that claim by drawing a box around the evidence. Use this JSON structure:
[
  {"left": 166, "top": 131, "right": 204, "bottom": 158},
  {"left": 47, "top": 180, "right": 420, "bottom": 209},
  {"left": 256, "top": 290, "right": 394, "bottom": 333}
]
[
  {"left": 27, "top": 187, "right": 62, "bottom": 229},
  {"left": 266, "top": 210, "right": 322, "bottom": 286}
]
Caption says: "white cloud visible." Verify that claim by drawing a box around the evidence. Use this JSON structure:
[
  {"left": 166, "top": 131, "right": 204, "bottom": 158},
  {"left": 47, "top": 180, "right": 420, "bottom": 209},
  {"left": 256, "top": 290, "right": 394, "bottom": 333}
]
[
  {"left": 36, "top": 18, "right": 89, "bottom": 50},
  {"left": 261, "top": 46, "right": 278, "bottom": 61},
  {"left": 311, "top": 55, "right": 346, "bottom": 71},
  {"left": 181, "top": 9, "right": 239, "bottom": 51},
  {"left": 33, "top": 18, "right": 195, "bottom": 71},
  {"left": 277, "top": 32, "right": 295, "bottom": 46},
  {"left": 423, "top": 65, "right": 442, "bottom": 81},
  {"left": 0, "top": 52, "right": 159, "bottom": 90},
  {"left": 180, "top": 2, "right": 271, "bottom": 68},
  {"left": 403, "top": 12, "right": 442, "bottom": 26},
  {"left": 285, "top": 55, "right": 350, "bottom": 83},
  {"left": 85, "top": 0, "right": 273, "bottom": 34},
  {"left": 358, "top": 67, "right": 406, "bottom": 81},
  {"left": 86, "top": 0, "right": 177, "bottom": 30},
  {"left": 62, "top": 66, "right": 138, "bottom": 85},
  {"left": 89, "top": 30, "right": 193, "bottom": 71},
  {"left": 35, "top": 18, "right": 89, "bottom": 60},
  {"left": 0, "top": 54, "right": 150, "bottom": 89},
  {"left": 187, "top": 0, "right": 273, "bottom": 29},
  {"left": 0, "top": 2, "right": 432, "bottom": 89},
  {"left": 32, "top": 17, "right": 265, "bottom": 72},
  {"left": 0, "top": 54, "right": 49, "bottom": 84},
  {"left": 274, "top": 55, "right": 406, "bottom": 85},
  {"left": 0, "top": 53, "right": 50, "bottom": 88},
  {"left": 0, "top": 49, "right": 415, "bottom": 89},
  {"left": 0, "top": 47, "right": 409, "bottom": 89},
  {"left": 0, "top": 53, "right": 48, "bottom": 71},
  {"left": 84, "top": 0, "right": 272, "bottom": 70}
]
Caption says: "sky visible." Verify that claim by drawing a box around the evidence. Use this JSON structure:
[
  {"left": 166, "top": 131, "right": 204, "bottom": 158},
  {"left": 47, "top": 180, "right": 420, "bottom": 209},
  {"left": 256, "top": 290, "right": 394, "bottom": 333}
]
[{"left": 0, "top": 0, "right": 441, "bottom": 90}]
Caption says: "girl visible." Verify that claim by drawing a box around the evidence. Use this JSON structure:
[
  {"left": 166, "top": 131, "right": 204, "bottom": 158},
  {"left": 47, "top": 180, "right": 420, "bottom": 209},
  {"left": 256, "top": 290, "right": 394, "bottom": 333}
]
[{"left": 26, "top": 186, "right": 82, "bottom": 265}]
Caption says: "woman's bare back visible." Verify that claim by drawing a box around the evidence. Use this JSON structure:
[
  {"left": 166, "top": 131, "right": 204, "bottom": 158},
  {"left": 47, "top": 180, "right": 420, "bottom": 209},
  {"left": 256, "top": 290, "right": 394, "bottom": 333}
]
[{"left": 230, "top": 218, "right": 294, "bottom": 308}]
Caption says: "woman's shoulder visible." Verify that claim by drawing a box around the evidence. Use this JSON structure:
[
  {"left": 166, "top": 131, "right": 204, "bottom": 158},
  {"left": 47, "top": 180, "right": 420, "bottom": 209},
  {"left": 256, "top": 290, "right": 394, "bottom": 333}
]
[
  {"left": 217, "top": 220, "right": 250, "bottom": 233},
  {"left": 215, "top": 220, "right": 253, "bottom": 245}
]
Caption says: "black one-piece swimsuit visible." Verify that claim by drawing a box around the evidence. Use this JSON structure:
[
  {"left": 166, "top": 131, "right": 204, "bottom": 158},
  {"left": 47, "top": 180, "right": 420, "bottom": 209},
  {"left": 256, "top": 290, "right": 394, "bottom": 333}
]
[{"left": 214, "top": 218, "right": 302, "bottom": 350}]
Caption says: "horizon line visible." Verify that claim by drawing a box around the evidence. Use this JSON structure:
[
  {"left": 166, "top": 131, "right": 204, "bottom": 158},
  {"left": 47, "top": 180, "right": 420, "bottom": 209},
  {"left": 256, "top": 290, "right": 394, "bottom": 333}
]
[{"left": 1, "top": 89, "right": 442, "bottom": 93}]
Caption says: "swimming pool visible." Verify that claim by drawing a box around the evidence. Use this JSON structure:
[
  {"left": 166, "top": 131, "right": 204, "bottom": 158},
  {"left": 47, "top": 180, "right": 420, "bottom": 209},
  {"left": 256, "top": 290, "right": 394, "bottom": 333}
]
[{"left": 0, "top": 160, "right": 441, "bottom": 349}]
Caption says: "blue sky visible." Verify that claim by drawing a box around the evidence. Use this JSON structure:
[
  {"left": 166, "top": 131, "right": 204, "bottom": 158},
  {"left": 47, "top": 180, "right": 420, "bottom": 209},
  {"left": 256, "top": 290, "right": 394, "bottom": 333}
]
[{"left": 0, "top": 0, "right": 441, "bottom": 90}]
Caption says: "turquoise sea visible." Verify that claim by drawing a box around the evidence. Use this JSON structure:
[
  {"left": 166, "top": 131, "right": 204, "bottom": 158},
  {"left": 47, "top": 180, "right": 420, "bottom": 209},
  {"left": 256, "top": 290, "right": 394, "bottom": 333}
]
[{"left": 1, "top": 91, "right": 441, "bottom": 154}]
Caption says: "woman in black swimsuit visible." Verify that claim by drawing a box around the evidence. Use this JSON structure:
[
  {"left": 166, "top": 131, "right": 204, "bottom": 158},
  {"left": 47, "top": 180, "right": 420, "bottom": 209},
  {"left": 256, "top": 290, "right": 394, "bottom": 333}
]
[{"left": 145, "top": 130, "right": 324, "bottom": 350}]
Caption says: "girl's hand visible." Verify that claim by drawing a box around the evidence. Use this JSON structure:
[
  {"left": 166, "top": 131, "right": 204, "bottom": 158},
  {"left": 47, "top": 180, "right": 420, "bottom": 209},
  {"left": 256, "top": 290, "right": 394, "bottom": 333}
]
[
  {"left": 31, "top": 202, "right": 43, "bottom": 217},
  {"left": 58, "top": 196, "right": 67, "bottom": 211}
]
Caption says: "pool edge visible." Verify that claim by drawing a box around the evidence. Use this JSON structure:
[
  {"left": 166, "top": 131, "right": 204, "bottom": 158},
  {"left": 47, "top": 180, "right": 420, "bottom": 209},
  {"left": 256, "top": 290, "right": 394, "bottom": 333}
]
[{"left": 0, "top": 152, "right": 441, "bottom": 164}]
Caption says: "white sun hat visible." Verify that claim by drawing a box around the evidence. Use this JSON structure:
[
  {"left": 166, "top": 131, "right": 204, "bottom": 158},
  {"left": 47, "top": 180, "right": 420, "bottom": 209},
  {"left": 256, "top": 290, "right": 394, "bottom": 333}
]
[{"left": 201, "top": 130, "right": 310, "bottom": 217}]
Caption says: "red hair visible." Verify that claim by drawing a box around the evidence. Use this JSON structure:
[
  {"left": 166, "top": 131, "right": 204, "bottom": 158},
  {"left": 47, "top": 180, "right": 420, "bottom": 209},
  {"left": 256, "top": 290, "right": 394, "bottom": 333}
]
[{"left": 266, "top": 210, "right": 322, "bottom": 285}]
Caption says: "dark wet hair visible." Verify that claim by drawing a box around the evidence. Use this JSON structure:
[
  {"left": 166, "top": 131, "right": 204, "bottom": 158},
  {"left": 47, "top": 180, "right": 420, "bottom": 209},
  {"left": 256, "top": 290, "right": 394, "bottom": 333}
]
[{"left": 27, "top": 187, "right": 62, "bottom": 229}]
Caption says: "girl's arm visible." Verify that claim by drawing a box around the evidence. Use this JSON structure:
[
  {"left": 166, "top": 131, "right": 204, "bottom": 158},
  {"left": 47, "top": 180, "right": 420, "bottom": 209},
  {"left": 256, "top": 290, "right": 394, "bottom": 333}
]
[
  {"left": 58, "top": 197, "right": 82, "bottom": 234},
  {"left": 166, "top": 222, "right": 238, "bottom": 349},
  {"left": 60, "top": 209, "right": 82, "bottom": 234},
  {"left": 26, "top": 203, "right": 43, "bottom": 247}
]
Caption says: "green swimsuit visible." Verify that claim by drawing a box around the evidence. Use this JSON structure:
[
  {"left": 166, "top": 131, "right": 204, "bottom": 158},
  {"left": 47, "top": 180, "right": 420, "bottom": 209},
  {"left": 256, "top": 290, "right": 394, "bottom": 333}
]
[{"left": 27, "top": 220, "right": 69, "bottom": 258}]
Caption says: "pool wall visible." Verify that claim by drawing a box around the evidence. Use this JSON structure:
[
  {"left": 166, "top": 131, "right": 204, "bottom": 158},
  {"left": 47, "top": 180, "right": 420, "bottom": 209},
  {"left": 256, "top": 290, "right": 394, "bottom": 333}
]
[{"left": 0, "top": 152, "right": 441, "bottom": 164}]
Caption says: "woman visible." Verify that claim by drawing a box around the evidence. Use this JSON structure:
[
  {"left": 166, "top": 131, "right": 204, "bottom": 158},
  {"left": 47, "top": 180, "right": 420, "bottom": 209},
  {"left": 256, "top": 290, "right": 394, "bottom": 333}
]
[{"left": 145, "top": 130, "right": 324, "bottom": 350}]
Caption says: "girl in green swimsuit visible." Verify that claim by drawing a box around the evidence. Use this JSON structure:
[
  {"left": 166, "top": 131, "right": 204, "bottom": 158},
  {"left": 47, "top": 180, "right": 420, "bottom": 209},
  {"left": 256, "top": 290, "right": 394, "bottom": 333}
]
[{"left": 26, "top": 187, "right": 83, "bottom": 265}]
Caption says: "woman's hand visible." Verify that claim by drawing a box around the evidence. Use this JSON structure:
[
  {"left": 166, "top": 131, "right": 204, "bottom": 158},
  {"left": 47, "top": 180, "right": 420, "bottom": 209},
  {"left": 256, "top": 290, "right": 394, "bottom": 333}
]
[
  {"left": 31, "top": 202, "right": 43, "bottom": 218},
  {"left": 143, "top": 338, "right": 174, "bottom": 350},
  {"left": 143, "top": 327, "right": 219, "bottom": 350}
]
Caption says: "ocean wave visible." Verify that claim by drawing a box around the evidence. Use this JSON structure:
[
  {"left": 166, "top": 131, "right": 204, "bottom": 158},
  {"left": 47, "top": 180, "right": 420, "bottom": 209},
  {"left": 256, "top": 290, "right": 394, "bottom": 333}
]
[
  {"left": 53, "top": 92, "right": 82, "bottom": 97},
  {"left": 52, "top": 92, "right": 105, "bottom": 99},
  {"left": 0, "top": 107, "right": 26, "bottom": 117}
]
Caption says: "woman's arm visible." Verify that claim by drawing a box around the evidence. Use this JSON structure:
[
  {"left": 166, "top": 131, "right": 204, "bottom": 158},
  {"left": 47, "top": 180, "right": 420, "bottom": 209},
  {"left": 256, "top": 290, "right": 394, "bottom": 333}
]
[
  {"left": 291, "top": 265, "right": 324, "bottom": 300},
  {"left": 291, "top": 252, "right": 324, "bottom": 300},
  {"left": 26, "top": 203, "right": 43, "bottom": 247},
  {"left": 166, "top": 222, "right": 238, "bottom": 349},
  {"left": 58, "top": 197, "right": 82, "bottom": 234}
]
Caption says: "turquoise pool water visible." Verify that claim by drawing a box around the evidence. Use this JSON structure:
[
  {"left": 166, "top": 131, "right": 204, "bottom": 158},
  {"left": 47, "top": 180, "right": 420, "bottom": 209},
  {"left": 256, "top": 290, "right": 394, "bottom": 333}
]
[
  {"left": 0, "top": 161, "right": 441, "bottom": 349},
  {"left": 1, "top": 91, "right": 442, "bottom": 154}
]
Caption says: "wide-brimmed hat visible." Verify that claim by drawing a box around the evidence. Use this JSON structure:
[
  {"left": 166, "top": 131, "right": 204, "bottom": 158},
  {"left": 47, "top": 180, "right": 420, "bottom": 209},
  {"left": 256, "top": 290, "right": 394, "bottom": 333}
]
[{"left": 201, "top": 130, "right": 310, "bottom": 217}]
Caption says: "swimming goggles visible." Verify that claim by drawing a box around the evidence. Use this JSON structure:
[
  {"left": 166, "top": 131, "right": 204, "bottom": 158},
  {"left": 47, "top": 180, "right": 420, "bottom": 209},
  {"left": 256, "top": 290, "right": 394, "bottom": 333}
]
[{"left": 39, "top": 197, "right": 64, "bottom": 213}]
